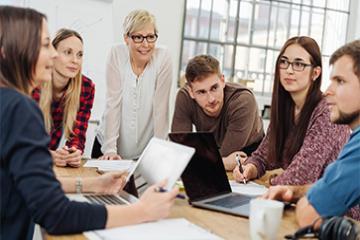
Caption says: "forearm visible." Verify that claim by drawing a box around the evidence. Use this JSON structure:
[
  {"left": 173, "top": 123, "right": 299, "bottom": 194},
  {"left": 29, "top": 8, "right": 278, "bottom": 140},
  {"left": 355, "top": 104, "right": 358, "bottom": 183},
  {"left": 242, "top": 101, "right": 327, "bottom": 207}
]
[
  {"left": 58, "top": 177, "right": 98, "bottom": 193},
  {"left": 291, "top": 184, "right": 312, "bottom": 201},
  {"left": 296, "top": 196, "right": 321, "bottom": 227},
  {"left": 105, "top": 203, "right": 147, "bottom": 228}
]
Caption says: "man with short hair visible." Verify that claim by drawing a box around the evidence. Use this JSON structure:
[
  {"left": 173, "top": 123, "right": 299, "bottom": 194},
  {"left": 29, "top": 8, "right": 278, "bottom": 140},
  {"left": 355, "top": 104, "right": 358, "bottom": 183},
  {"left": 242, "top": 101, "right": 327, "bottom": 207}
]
[
  {"left": 171, "top": 55, "right": 264, "bottom": 170},
  {"left": 263, "top": 40, "right": 360, "bottom": 225}
]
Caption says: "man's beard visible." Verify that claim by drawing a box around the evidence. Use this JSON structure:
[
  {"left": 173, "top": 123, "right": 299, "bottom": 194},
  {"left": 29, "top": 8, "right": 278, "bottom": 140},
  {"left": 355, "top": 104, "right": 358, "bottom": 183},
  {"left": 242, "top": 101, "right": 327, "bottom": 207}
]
[{"left": 333, "top": 109, "right": 360, "bottom": 125}]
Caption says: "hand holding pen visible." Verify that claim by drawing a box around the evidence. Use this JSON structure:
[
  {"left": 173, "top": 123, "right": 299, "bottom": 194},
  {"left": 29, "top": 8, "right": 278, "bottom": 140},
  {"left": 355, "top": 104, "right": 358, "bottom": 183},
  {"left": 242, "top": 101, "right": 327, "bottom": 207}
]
[
  {"left": 235, "top": 153, "right": 246, "bottom": 184},
  {"left": 155, "top": 187, "right": 186, "bottom": 199}
]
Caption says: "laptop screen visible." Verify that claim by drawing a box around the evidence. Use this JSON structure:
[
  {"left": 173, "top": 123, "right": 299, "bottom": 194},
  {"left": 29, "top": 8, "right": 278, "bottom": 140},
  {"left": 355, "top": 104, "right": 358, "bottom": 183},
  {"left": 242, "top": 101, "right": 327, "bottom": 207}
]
[{"left": 169, "top": 132, "right": 232, "bottom": 201}]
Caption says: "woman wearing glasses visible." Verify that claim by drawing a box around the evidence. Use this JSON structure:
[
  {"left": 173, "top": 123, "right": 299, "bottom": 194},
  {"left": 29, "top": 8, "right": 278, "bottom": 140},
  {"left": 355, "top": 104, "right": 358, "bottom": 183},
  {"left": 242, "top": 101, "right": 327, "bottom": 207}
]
[
  {"left": 93, "top": 9, "right": 173, "bottom": 160},
  {"left": 32, "top": 29, "right": 94, "bottom": 167},
  {"left": 233, "top": 36, "right": 350, "bottom": 185}
]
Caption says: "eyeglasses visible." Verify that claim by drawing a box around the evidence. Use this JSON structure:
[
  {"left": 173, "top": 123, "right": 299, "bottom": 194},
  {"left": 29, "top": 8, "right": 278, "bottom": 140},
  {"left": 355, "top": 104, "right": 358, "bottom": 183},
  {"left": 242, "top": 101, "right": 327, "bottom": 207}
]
[
  {"left": 127, "top": 33, "right": 158, "bottom": 43},
  {"left": 278, "top": 59, "right": 313, "bottom": 72}
]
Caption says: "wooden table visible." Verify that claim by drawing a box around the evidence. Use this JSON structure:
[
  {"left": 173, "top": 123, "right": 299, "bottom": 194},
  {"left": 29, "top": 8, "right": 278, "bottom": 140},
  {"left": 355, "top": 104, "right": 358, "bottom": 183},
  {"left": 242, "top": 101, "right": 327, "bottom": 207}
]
[{"left": 47, "top": 165, "right": 298, "bottom": 240}]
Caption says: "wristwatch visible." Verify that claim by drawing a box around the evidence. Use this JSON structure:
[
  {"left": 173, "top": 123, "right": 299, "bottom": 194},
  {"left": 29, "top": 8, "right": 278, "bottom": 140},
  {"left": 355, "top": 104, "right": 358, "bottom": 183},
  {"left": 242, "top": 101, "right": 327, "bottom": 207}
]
[{"left": 76, "top": 177, "right": 82, "bottom": 194}]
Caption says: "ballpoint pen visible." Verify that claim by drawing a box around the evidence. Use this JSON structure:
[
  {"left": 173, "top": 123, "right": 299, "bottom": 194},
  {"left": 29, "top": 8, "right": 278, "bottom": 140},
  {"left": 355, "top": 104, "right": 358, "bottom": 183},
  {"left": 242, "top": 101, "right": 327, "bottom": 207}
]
[
  {"left": 236, "top": 153, "right": 246, "bottom": 184},
  {"left": 155, "top": 187, "right": 186, "bottom": 199}
]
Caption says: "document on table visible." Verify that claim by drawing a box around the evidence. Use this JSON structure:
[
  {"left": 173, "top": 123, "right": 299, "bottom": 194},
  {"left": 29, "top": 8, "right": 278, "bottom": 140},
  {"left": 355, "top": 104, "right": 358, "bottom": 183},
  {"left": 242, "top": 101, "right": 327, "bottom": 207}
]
[
  {"left": 83, "top": 159, "right": 135, "bottom": 172},
  {"left": 229, "top": 180, "right": 267, "bottom": 196},
  {"left": 85, "top": 218, "right": 223, "bottom": 240}
]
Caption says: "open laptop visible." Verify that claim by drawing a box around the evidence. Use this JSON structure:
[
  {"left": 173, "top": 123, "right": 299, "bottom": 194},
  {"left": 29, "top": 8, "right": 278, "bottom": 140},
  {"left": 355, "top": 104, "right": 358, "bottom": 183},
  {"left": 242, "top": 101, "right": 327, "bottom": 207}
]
[
  {"left": 169, "top": 132, "right": 253, "bottom": 217},
  {"left": 68, "top": 137, "right": 195, "bottom": 204}
]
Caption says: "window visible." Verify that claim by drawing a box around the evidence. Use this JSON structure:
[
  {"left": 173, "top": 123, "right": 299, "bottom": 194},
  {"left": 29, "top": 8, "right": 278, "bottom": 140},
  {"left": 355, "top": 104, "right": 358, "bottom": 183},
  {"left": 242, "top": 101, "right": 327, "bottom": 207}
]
[{"left": 180, "top": 0, "right": 351, "bottom": 96}]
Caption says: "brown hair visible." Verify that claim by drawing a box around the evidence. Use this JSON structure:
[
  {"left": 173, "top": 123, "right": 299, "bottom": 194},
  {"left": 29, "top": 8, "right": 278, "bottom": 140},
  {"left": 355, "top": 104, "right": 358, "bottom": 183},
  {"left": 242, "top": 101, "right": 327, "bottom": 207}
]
[
  {"left": 185, "top": 54, "right": 221, "bottom": 84},
  {"left": 0, "top": 6, "right": 46, "bottom": 94},
  {"left": 39, "top": 28, "right": 83, "bottom": 138},
  {"left": 268, "top": 36, "right": 323, "bottom": 164},
  {"left": 330, "top": 39, "right": 360, "bottom": 80}
]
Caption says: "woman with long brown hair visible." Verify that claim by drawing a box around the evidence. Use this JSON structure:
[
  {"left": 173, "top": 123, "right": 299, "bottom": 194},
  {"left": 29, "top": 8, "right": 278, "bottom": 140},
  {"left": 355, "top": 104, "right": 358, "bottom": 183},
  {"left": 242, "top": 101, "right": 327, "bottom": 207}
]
[
  {"left": 234, "top": 36, "right": 350, "bottom": 185},
  {"left": 32, "top": 28, "right": 93, "bottom": 167},
  {"left": 0, "top": 6, "right": 177, "bottom": 240}
]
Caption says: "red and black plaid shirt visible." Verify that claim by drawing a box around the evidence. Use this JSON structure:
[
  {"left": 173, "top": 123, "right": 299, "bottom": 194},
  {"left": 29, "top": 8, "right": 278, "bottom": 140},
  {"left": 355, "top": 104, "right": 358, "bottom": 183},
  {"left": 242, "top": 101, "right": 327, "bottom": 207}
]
[{"left": 32, "top": 75, "right": 95, "bottom": 152}]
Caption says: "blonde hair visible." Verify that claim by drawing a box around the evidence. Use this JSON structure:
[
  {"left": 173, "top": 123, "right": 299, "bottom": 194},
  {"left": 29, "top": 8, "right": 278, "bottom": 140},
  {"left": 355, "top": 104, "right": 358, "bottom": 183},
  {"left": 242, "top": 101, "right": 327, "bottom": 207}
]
[
  {"left": 123, "top": 9, "right": 158, "bottom": 35},
  {"left": 39, "top": 28, "right": 83, "bottom": 139}
]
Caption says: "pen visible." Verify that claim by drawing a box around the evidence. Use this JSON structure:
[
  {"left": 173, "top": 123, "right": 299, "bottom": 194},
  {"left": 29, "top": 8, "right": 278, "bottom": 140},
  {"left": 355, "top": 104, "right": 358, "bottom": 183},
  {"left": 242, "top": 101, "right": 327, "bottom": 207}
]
[
  {"left": 236, "top": 153, "right": 246, "bottom": 184},
  {"left": 155, "top": 187, "right": 186, "bottom": 199}
]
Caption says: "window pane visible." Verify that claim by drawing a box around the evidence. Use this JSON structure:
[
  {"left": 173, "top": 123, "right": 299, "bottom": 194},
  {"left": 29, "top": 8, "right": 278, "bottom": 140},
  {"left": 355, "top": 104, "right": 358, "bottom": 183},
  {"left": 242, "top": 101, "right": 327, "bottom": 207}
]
[
  {"left": 299, "top": 6, "right": 310, "bottom": 36},
  {"left": 327, "top": 0, "right": 350, "bottom": 11},
  {"left": 289, "top": 5, "right": 300, "bottom": 37},
  {"left": 249, "top": 48, "right": 266, "bottom": 92},
  {"left": 252, "top": 2, "right": 271, "bottom": 46},
  {"left": 310, "top": 8, "right": 325, "bottom": 48},
  {"left": 321, "top": 56, "right": 330, "bottom": 92},
  {"left": 269, "top": 2, "right": 291, "bottom": 48},
  {"left": 322, "top": 10, "right": 348, "bottom": 55},
  {"left": 184, "top": 0, "right": 201, "bottom": 38},
  {"left": 237, "top": 1, "right": 253, "bottom": 44},
  {"left": 234, "top": 46, "right": 249, "bottom": 82},
  {"left": 209, "top": 0, "right": 238, "bottom": 42},
  {"left": 181, "top": 40, "right": 207, "bottom": 70},
  {"left": 208, "top": 44, "right": 234, "bottom": 77},
  {"left": 312, "top": 0, "right": 326, "bottom": 8}
]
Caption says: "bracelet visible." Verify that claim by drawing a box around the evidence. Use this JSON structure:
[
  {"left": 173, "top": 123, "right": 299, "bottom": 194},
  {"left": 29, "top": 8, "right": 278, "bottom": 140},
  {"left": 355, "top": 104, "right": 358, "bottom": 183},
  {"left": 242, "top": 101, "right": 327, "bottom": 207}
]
[{"left": 76, "top": 177, "right": 82, "bottom": 194}]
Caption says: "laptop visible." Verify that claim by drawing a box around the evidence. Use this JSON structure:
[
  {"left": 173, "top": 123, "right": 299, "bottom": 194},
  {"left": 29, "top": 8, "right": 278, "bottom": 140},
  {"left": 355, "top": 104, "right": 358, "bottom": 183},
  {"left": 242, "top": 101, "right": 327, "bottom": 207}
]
[
  {"left": 68, "top": 137, "right": 195, "bottom": 204},
  {"left": 168, "top": 132, "right": 253, "bottom": 217}
]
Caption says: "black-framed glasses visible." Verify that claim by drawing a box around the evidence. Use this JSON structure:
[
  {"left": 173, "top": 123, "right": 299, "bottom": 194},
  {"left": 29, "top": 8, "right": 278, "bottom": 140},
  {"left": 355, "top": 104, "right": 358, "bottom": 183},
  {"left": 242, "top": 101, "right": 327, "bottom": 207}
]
[
  {"left": 128, "top": 33, "right": 158, "bottom": 43},
  {"left": 278, "top": 59, "right": 313, "bottom": 72}
]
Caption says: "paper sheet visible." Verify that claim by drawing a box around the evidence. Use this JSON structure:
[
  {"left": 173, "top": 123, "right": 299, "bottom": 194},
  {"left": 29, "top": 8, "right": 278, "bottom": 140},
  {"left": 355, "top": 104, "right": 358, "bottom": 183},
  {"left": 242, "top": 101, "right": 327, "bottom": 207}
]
[
  {"left": 83, "top": 159, "right": 135, "bottom": 172},
  {"left": 229, "top": 180, "right": 267, "bottom": 196},
  {"left": 85, "top": 218, "right": 223, "bottom": 240}
]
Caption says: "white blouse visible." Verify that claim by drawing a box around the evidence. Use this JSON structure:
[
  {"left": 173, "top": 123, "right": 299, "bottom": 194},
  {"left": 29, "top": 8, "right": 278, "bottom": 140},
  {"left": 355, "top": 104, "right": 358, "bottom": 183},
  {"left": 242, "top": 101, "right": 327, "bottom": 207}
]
[{"left": 96, "top": 44, "right": 173, "bottom": 159}]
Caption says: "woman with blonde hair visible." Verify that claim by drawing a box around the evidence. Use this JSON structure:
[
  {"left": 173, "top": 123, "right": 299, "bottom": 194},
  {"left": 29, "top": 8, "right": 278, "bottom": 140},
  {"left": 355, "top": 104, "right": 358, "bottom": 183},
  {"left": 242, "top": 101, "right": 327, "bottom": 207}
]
[
  {"left": 93, "top": 9, "right": 173, "bottom": 160},
  {"left": 32, "top": 28, "right": 94, "bottom": 167}
]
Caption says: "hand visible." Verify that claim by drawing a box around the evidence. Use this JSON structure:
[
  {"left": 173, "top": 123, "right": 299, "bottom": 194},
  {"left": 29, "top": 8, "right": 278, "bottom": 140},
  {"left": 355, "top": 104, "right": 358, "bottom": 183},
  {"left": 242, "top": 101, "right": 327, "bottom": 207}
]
[
  {"left": 99, "top": 153, "right": 122, "bottom": 160},
  {"left": 50, "top": 149, "right": 67, "bottom": 167},
  {"left": 233, "top": 163, "right": 257, "bottom": 183},
  {"left": 223, "top": 151, "right": 247, "bottom": 171},
  {"left": 137, "top": 180, "right": 179, "bottom": 222},
  {"left": 63, "top": 147, "right": 82, "bottom": 167},
  {"left": 93, "top": 171, "right": 128, "bottom": 194},
  {"left": 262, "top": 185, "right": 296, "bottom": 202}
]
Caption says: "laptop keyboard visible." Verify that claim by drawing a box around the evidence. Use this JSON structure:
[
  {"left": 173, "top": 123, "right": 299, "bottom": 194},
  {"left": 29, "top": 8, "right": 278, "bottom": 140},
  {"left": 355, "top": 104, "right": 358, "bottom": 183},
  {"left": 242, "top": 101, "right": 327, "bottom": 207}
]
[
  {"left": 205, "top": 194, "right": 251, "bottom": 208},
  {"left": 84, "top": 195, "right": 126, "bottom": 205}
]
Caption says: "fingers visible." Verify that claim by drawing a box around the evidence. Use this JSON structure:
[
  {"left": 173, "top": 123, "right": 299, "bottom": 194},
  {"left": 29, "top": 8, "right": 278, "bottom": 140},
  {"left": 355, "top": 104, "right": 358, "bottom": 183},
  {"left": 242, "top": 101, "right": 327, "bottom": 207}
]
[
  {"left": 233, "top": 166, "right": 246, "bottom": 183},
  {"left": 98, "top": 154, "right": 122, "bottom": 160},
  {"left": 109, "top": 155, "right": 122, "bottom": 160},
  {"left": 109, "top": 171, "right": 128, "bottom": 179},
  {"left": 154, "top": 179, "right": 168, "bottom": 189}
]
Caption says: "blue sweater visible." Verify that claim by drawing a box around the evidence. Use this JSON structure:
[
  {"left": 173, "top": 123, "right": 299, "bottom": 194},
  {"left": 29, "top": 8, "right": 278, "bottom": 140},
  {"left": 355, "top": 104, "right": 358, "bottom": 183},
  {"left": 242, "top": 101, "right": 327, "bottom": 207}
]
[{"left": 0, "top": 88, "right": 106, "bottom": 239}]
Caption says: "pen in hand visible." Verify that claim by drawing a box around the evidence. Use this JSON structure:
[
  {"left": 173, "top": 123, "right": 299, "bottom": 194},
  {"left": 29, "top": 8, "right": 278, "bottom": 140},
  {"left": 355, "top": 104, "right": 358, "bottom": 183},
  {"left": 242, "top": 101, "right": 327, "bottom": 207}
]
[
  {"left": 236, "top": 153, "right": 246, "bottom": 184},
  {"left": 155, "top": 187, "right": 186, "bottom": 199}
]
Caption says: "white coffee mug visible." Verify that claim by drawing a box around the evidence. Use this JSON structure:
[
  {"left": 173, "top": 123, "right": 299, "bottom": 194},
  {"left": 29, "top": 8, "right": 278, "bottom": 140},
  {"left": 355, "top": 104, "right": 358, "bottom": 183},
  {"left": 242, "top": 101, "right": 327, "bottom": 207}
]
[{"left": 249, "top": 199, "right": 284, "bottom": 240}]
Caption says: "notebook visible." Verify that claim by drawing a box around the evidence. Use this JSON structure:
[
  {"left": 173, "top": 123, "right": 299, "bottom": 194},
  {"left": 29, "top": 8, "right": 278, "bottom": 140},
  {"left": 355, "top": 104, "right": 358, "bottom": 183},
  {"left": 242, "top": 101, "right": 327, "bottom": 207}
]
[{"left": 169, "top": 132, "right": 254, "bottom": 217}]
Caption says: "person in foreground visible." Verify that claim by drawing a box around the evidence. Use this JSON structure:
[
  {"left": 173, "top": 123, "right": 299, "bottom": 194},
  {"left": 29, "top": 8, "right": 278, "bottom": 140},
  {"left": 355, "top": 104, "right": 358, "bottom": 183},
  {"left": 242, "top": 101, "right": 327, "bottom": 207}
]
[
  {"left": 32, "top": 28, "right": 95, "bottom": 167},
  {"left": 233, "top": 36, "right": 350, "bottom": 185},
  {"left": 172, "top": 54, "right": 264, "bottom": 170},
  {"left": 0, "top": 6, "right": 178, "bottom": 240},
  {"left": 263, "top": 39, "right": 360, "bottom": 225}
]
